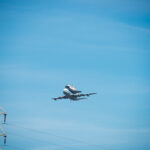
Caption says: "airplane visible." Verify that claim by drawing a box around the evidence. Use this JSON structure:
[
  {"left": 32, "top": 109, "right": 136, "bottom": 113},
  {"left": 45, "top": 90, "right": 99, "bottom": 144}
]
[{"left": 52, "top": 85, "right": 96, "bottom": 101}]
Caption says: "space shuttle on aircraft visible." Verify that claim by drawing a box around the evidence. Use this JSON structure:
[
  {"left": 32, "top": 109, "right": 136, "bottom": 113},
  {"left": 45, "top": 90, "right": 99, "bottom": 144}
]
[
  {"left": 52, "top": 84, "right": 96, "bottom": 101},
  {"left": 65, "top": 84, "right": 81, "bottom": 94}
]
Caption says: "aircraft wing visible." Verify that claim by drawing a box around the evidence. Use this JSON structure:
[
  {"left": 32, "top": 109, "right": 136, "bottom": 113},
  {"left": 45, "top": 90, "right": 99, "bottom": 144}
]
[
  {"left": 76, "top": 93, "right": 96, "bottom": 97},
  {"left": 52, "top": 95, "right": 68, "bottom": 100}
]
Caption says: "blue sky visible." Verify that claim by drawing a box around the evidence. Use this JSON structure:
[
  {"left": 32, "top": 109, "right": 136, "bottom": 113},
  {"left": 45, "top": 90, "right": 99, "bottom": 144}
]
[{"left": 0, "top": 0, "right": 150, "bottom": 150}]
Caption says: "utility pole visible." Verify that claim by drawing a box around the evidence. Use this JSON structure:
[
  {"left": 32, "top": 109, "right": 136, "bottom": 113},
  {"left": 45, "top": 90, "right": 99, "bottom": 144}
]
[
  {"left": 0, "top": 107, "right": 7, "bottom": 149},
  {"left": 0, "top": 107, "right": 7, "bottom": 124}
]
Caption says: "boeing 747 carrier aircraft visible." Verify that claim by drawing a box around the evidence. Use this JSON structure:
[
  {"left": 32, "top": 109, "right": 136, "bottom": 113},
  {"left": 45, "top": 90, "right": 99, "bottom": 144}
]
[{"left": 52, "top": 84, "right": 96, "bottom": 101}]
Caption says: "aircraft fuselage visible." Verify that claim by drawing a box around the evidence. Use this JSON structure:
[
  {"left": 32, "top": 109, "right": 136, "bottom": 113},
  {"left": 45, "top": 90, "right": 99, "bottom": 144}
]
[{"left": 63, "top": 88, "right": 84, "bottom": 100}]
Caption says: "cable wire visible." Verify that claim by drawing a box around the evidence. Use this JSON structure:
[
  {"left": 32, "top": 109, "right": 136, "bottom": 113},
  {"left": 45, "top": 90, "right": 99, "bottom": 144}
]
[{"left": 6, "top": 122, "right": 112, "bottom": 150}]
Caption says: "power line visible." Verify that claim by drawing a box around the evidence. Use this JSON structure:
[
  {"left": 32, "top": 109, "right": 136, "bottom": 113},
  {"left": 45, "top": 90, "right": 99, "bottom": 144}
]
[
  {"left": 8, "top": 122, "right": 84, "bottom": 144},
  {"left": 1, "top": 144, "right": 25, "bottom": 150},
  {"left": 6, "top": 124, "right": 79, "bottom": 150},
  {"left": 6, "top": 122, "right": 112, "bottom": 150},
  {"left": 7, "top": 131, "right": 69, "bottom": 150}
]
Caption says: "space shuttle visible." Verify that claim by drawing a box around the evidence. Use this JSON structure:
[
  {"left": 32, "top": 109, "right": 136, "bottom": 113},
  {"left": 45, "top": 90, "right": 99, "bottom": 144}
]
[{"left": 65, "top": 84, "right": 81, "bottom": 94}]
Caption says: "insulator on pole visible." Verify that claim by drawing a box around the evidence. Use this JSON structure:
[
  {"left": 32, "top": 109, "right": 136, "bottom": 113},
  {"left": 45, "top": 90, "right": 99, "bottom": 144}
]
[
  {"left": 4, "top": 135, "right": 6, "bottom": 145},
  {"left": 4, "top": 114, "right": 7, "bottom": 124}
]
